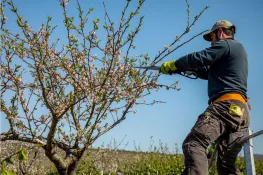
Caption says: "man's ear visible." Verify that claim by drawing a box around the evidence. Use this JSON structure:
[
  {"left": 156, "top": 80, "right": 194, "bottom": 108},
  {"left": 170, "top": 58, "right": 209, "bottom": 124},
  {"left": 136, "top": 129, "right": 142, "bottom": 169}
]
[
  {"left": 218, "top": 28, "right": 224, "bottom": 38},
  {"left": 218, "top": 28, "right": 224, "bottom": 34}
]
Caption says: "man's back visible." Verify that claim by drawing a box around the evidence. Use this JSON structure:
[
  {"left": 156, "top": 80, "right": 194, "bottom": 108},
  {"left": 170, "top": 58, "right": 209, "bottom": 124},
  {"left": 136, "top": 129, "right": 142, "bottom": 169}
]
[
  {"left": 174, "top": 38, "right": 248, "bottom": 103},
  {"left": 208, "top": 38, "right": 248, "bottom": 103}
]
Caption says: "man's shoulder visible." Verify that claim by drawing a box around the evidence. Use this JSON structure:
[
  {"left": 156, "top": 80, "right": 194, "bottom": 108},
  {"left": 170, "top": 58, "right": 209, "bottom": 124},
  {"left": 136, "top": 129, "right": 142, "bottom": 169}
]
[
  {"left": 211, "top": 39, "right": 230, "bottom": 51},
  {"left": 224, "top": 38, "right": 243, "bottom": 46},
  {"left": 214, "top": 39, "right": 244, "bottom": 50},
  {"left": 224, "top": 39, "right": 246, "bottom": 52},
  {"left": 214, "top": 39, "right": 229, "bottom": 46}
]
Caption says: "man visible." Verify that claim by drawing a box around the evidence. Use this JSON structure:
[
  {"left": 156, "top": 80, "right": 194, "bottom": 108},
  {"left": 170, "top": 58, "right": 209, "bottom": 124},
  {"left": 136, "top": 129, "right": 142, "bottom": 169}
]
[{"left": 160, "top": 20, "right": 250, "bottom": 175}]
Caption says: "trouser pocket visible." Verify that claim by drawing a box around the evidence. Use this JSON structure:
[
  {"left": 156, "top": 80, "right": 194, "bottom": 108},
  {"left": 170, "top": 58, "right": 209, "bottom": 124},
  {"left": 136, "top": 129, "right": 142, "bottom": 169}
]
[
  {"left": 191, "top": 111, "right": 222, "bottom": 147},
  {"left": 212, "top": 100, "right": 249, "bottom": 132}
]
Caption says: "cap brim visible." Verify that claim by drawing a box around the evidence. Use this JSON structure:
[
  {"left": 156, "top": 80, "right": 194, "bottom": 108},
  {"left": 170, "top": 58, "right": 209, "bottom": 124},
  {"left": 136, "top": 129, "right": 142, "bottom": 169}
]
[{"left": 203, "top": 30, "right": 212, "bottom": 41}]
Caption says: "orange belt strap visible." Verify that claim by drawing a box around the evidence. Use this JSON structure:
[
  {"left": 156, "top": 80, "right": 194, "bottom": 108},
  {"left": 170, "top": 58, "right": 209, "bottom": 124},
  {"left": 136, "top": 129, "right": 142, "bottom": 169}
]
[
  {"left": 215, "top": 93, "right": 247, "bottom": 104},
  {"left": 215, "top": 93, "right": 251, "bottom": 110}
]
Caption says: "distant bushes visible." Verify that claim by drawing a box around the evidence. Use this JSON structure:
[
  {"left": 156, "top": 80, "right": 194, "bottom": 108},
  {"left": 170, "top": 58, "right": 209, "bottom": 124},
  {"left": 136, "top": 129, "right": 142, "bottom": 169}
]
[
  {"left": 74, "top": 151, "right": 263, "bottom": 175},
  {"left": 76, "top": 150, "right": 185, "bottom": 174},
  {"left": 1, "top": 141, "right": 263, "bottom": 175}
]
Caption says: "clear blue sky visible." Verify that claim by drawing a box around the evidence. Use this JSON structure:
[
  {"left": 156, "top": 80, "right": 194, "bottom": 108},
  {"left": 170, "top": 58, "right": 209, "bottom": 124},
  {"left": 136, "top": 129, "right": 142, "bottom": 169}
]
[{"left": 1, "top": 0, "right": 262, "bottom": 154}]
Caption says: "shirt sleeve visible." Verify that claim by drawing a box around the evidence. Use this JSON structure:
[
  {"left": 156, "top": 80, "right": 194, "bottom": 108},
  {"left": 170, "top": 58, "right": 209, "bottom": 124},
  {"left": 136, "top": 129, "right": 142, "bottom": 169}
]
[
  {"left": 175, "top": 40, "right": 229, "bottom": 69},
  {"left": 196, "top": 66, "right": 210, "bottom": 80}
]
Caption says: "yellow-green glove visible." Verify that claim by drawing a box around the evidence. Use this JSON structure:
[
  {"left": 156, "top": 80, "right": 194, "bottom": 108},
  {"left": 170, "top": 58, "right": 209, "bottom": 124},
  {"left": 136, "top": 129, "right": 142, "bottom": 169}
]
[{"left": 160, "top": 60, "right": 177, "bottom": 74}]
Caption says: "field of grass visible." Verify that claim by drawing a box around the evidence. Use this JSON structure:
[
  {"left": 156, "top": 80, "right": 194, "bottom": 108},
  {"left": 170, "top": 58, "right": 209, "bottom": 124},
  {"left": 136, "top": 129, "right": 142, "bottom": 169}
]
[{"left": 1, "top": 141, "right": 263, "bottom": 175}]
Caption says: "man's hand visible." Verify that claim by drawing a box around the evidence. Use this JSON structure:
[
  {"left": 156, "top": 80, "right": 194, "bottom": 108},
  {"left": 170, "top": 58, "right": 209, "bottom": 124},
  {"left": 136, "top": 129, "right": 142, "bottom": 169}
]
[{"left": 160, "top": 60, "right": 177, "bottom": 74}]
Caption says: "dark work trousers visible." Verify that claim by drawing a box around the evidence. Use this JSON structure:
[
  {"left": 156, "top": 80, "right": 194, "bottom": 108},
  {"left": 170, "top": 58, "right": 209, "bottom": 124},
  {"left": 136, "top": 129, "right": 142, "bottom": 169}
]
[{"left": 182, "top": 100, "right": 250, "bottom": 175}]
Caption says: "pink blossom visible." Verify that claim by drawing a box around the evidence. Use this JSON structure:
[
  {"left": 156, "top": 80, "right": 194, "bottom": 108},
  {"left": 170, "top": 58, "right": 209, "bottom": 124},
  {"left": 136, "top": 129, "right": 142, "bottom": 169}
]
[
  {"left": 40, "top": 116, "right": 46, "bottom": 124},
  {"left": 63, "top": 0, "right": 69, "bottom": 5},
  {"left": 7, "top": 115, "right": 17, "bottom": 121},
  {"left": 5, "top": 55, "right": 11, "bottom": 61},
  {"left": 154, "top": 71, "right": 160, "bottom": 76},
  {"left": 90, "top": 64, "right": 95, "bottom": 71},
  {"left": 164, "top": 45, "right": 170, "bottom": 49},
  {"left": 117, "top": 50, "right": 122, "bottom": 55},
  {"left": 120, "top": 18, "right": 124, "bottom": 23}
]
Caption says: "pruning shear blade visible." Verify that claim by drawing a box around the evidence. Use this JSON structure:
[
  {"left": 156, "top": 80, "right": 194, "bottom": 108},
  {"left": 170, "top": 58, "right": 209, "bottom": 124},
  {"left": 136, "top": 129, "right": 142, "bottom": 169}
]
[{"left": 133, "top": 66, "right": 160, "bottom": 70}]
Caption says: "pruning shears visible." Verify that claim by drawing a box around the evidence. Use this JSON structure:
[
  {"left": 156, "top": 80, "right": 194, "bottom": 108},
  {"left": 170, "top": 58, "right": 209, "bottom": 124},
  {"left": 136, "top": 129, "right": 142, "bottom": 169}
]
[{"left": 133, "top": 66, "right": 198, "bottom": 79}]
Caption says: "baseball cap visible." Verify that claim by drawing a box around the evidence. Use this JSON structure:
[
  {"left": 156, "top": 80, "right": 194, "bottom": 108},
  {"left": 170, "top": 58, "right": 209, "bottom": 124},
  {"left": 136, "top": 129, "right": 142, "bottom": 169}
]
[{"left": 203, "top": 20, "right": 236, "bottom": 41}]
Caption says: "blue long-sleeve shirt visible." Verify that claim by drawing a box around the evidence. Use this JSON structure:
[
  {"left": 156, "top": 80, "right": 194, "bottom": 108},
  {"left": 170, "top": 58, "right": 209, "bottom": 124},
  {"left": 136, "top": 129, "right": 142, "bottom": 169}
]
[{"left": 175, "top": 38, "right": 248, "bottom": 104}]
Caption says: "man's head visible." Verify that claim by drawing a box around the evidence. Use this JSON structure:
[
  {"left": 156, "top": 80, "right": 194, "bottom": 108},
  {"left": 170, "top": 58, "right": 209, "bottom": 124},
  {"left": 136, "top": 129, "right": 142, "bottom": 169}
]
[{"left": 203, "top": 20, "right": 236, "bottom": 45}]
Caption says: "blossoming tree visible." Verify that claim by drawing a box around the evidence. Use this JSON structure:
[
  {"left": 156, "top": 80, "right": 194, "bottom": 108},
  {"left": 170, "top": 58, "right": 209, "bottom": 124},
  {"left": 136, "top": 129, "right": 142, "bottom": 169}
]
[{"left": 0, "top": 0, "right": 208, "bottom": 174}]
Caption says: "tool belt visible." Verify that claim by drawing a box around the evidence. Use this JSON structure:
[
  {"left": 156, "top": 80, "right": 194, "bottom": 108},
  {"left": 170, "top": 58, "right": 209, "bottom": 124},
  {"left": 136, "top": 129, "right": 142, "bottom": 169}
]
[
  {"left": 215, "top": 93, "right": 251, "bottom": 110},
  {"left": 215, "top": 93, "right": 246, "bottom": 103}
]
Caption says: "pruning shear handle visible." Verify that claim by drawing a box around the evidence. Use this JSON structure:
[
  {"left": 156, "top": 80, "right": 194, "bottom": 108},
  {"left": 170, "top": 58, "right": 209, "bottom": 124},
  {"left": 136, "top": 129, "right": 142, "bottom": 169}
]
[
  {"left": 133, "top": 66, "right": 198, "bottom": 79},
  {"left": 171, "top": 69, "right": 198, "bottom": 79}
]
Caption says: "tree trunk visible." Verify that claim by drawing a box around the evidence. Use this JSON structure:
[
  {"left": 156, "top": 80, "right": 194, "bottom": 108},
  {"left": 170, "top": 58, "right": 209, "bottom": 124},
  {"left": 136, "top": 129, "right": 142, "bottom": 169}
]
[
  {"left": 54, "top": 159, "right": 79, "bottom": 175},
  {"left": 55, "top": 164, "right": 77, "bottom": 175},
  {"left": 45, "top": 150, "right": 70, "bottom": 175},
  {"left": 56, "top": 166, "right": 68, "bottom": 175},
  {"left": 67, "top": 161, "right": 77, "bottom": 175}
]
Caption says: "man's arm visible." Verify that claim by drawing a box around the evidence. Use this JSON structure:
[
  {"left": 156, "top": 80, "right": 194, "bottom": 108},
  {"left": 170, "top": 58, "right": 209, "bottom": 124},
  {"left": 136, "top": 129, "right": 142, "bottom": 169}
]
[
  {"left": 175, "top": 40, "right": 229, "bottom": 69},
  {"left": 195, "top": 66, "right": 210, "bottom": 80}
]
